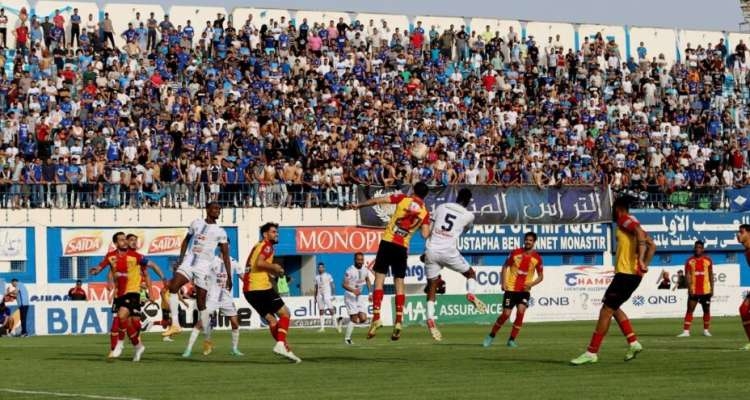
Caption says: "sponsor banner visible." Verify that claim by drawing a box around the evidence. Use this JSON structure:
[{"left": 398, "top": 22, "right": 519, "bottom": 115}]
[
  {"left": 400, "top": 294, "right": 503, "bottom": 325},
  {"left": 60, "top": 228, "right": 187, "bottom": 256},
  {"left": 357, "top": 185, "right": 611, "bottom": 227},
  {"left": 296, "top": 227, "right": 384, "bottom": 254},
  {"left": 726, "top": 187, "right": 750, "bottom": 212},
  {"left": 634, "top": 212, "right": 750, "bottom": 251},
  {"left": 0, "top": 228, "right": 27, "bottom": 261},
  {"left": 363, "top": 254, "right": 426, "bottom": 285},
  {"left": 458, "top": 224, "right": 607, "bottom": 253}
]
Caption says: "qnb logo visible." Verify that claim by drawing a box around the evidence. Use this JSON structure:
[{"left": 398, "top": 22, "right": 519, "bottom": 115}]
[
  {"left": 528, "top": 297, "right": 535, "bottom": 307},
  {"left": 632, "top": 295, "right": 678, "bottom": 306},
  {"left": 632, "top": 295, "right": 646, "bottom": 307}
]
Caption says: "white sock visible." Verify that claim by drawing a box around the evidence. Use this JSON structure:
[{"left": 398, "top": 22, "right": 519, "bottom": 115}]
[
  {"left": 200, "top": 309, "right": 211, "bottom": 339},
  {"left": 231, "top": 329, "right": 240, "bottom": 349},
  {"left": 427, "top": 300, "right": 436, "bottom": 321},
  {"left": 186, "top": 327, "right": 200, "bottom": 352},
  {"left": 169, "top": 293, "right": 180, "bottom": 327},
  {"left": 319, "top": 314, "right": 325, "bottom": 328},
  {"left": 467, "top": 278, "right": 477, "bottom": 295},
  {"left": 345, "top": 320, "right": 355, "bottom": 340}
]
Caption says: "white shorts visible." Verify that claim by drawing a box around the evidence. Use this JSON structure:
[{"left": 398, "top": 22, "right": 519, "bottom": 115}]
[
  {"left": 177, "top": 261, "right": 211, "bottom": 290},
  {"left": 316, "top": 294, "right": 334, "bottom": 310},
  {"left": 424, "top": 248, "right": 471, "bottom": 280},
  {"left": 345, "top": 293, "right": 367, "bottom": 316},
  {"left": 207, "top": 292, "right": 237, "bottom": 317}
]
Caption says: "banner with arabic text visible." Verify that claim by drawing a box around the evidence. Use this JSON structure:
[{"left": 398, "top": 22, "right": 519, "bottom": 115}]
[
  {"left": 633, "top": 212, "right": 748, "bottom": 251},
  {"left": 356, "top": 185, "right": 612, "bottom": 226}
]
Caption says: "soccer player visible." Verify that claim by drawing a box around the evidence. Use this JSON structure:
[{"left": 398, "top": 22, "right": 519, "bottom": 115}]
[
  {"left": 184, "top": 256, "right": 243, "bottom": 357},
  {"left": 677, "top": 240, "right": 714, "bottom": 337},
  {"left": 314, "top": 262, "right": 339, "bottom": 332},
  {"left": 157, "top": 265, "right": 188, "bottom": 342},
  {"left": 162, "top": 202, "right": 232, "bottom": 340},
  {"left": 243, "top": 222, "right": 301, "bottom": 363},
  {"left": 348, "top": 182, "right": 431, "bottom": 340},
  {"left": 342, "top": 252, "right": 372, "bottom": 344},
  {"left": 423, "top": 188, "right": 486, "bottom": 341},
  {"left": 735, "top": 224, "right": 750, "bottom": 350},
  {"left": 483, "top": 232, "right": 543, "bottom": 348},
  {"left": 89, "top": 232, "right": 149, "bottom": 362},
  {"left": 570, "top": 197, "right": 656, "bottom": 365}
]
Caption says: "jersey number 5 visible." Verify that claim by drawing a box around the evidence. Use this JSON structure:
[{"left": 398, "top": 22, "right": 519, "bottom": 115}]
[{"left": 441, "top": 213, "right": 456, "bottom": 231}]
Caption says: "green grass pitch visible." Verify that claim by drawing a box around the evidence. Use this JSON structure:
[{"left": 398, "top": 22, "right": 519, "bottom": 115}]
[{"left": 1, "top": 317, "right": 748, "bottom": 400}]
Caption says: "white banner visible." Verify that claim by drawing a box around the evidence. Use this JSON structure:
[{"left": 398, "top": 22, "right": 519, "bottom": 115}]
[
  {"left": 60, "top": 228, "right": 188, "bottom": 257},
  {"left": 0, "top": 228, "right": 27, "bottom": 261}
]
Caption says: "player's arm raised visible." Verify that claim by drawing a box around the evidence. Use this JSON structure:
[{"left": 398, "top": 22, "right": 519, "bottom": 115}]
[{"left": 347, "top": 195, "right": 395, "bottom": 210}]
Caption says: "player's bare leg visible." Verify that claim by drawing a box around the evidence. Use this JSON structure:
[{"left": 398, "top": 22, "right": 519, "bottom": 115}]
[
  {"left": 613, "top": 308, "right": 642, "bottom": 361},
  {"left": 678, "top": 299, "right": 698, "bottom": 337},
  {"left": 163, "top": 273, "right": 190, "bottom": 336},
  {"left": 739, "top": 298, "right": 750, "bottom": 350},
  {"left": 484, "top": 307, "right": 513, "bottom": 347},
  {"left": 367, "top": 272, "right": 386, "bottom": 339},
  {"left": 463, "top": 269, "right": 487, "bottom": 313},
  {"left": 391, "top": 277, "right": 406, "bottom": 341},
  {"left": 345, "top": 313, "right": 366, "bottom": 344},
  {"left": 570, "top": 305, "right": 615, "bottom": 365},
  {"left": 271, "top": 306, "right": 301, "bottom": 363},
  {"left": 425, "top": 278, "right": 442, "bottom": 341}
]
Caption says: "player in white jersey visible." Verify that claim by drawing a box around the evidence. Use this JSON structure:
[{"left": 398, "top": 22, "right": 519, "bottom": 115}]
[
  {"left": 423, "top": 188, "right": 487, "bottom": 341},
  {"left": 163, "top": 202, "right": 233, "bottom": 339},
  {"left": 342, "top": 252, "right": 372, "bottom": 344},
  {"left": 314, "top": 263, "right": 340, "bottom": 332},
  {"left": 183, "top": 256, "right": 243, "bottom": 357}
]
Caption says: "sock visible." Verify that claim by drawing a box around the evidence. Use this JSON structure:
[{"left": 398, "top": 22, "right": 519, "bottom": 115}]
[
  {"left": 395, "top": 294, "right": 405, "bottom": 324},
  {"left": 110, "top": 317, "right": 120, "bottom": 350},
  {"left": 617, "top": 318, "right": 638, "bottom": 344},
  {"left": 703, "top": 313, "right": 711, "bottom": 330},
  {"left": 199, "top": 309, "right": 211, "bottom": 340},
  {"left": 345, "top": 320, "right": 355, "bottom": 340},
  {"left": 426, "top": 300, "right": 436, "bottom": 321},
  {"left": 169, "top": 293, "right": 180, "bottom": 327},
  {"left": 127, "top": 319, "right": 141, "bottom": 346},
  {"left": 269, "top": 322, "right": 278, "bottom": 341},
  {"left": 509, "top": 311, "right": 525, "bottom": 340},
  {"left": 186, "top": 327, "right": 200, "bottom": 352},
  {"left": 319, "top": 314, "right": 325, "bottom": 328},
  {"left": 231, "top": 329, "right": 240, "bottom": 349},
  {"left": 466, "top": 278, "right": 477, "bottom": 295},
  {"left": 587, "top": 331, "right": 605, "bottom": 354},
  {"left": 277, "top": 316, "right": 290, "bottom": 343},
  {"left": 490, "top": 313, "right": 509, "bottom": 337},
  {"left": 740, "top": 303, "right": 750, "bottom": 340},
  {"left": 683, "top": 312, "right": 694, "bottom": 331},
  {"left": 372, "top": 289, "right": 384, "bottom": 321}
]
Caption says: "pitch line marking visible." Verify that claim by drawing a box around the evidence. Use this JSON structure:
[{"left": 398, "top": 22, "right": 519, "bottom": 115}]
[{"left": 0, "top": 388, "right": 145, "bottom": 400}]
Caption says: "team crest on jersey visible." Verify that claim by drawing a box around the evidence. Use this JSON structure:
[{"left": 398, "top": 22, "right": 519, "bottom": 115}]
[{"left": 373, "top": 188, "right": 401, "bottom": 223}]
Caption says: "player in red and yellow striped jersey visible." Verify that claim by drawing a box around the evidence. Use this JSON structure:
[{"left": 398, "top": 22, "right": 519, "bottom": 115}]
[
  {"left": 242, "top": 222, "right": 300, "bottom": 363},
  {"left": 89, "top": 232, "right": 149, "bottom": 362},
  {"left": 571, "top": 197, "right": 656, "bottom": 365},
  {"left": 735, "top": 224, "right": 750, "bottom": 350},
  {"left": 678, "top": 241, "right": 714, "bottom": 337},
  {"left": 349, "top": 182, "right": 431, "bottom": 340},
  {"left": 483, "top": 232, "right": 543, "bottom": 348}
]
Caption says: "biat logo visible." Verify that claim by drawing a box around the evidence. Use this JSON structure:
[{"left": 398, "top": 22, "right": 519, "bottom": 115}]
[
  {"left": 564, "top": 266, "right": 614, "bottom": 287},
  {"left": 632, "top": 295, "right": 646, "bottom": 306},
  {"left": 148, "top": 235, "right": 182, "bottom": 254},
  {"left": 65, "top": 236, "right": 103, "bottom": 255}
]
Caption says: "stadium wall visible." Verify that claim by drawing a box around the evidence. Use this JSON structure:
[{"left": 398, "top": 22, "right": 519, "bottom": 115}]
[{"left": 1, "top": 208, "right": 749, "bottom": 335}]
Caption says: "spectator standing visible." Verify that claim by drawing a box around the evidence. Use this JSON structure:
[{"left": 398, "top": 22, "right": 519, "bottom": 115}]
[{"left": 68, "top": 280, "right": 87, "bottom": 301}]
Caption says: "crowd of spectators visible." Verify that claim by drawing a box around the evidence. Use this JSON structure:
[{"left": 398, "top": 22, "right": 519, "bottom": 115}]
[{"left": 0, "top": 6, "right": 748, "bottom": 210}]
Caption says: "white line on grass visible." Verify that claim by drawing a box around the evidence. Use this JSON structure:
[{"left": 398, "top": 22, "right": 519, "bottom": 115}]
[{"left": 0, "top": 388, "right": 145, "bottom": 400}]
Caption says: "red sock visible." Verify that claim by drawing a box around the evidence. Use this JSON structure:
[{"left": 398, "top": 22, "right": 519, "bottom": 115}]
[
  {"left": 269, "top": 322, "right": 278, "bottom": 341},
  {"left": 126, "top": 319, "right": 141, "bottom": 346},
  {"left": 617, "top": 319, "right": 638, "bottom": 344},
  {"left": 110, "top": 317, "right": 120, "bottom": 350},
  {"left": 509, "top": 312, "right": 525, "bottom": 340},
  {"left": 703, "top": 313, "right": 710, "bottom": 330},
  {"left": 683, "top": 312, "right": 694, "bottom": 331},
  {"left": 490, "top": 313, "right": 509, "bottom": 337},
  {"left": 277, "top": 316, "right": 290, "bottom": 343},
  {"left": 395, "top": 294, "right": 405, "bottom": 324},
  {"left": 587, "top": 331, "right": 605, "bottom": 353},
  {"left": 740, "top": 303, "right": 750, "bottom": 340},
  {"left": 372, "top": 289, "right": 384, "bottom": 322}
]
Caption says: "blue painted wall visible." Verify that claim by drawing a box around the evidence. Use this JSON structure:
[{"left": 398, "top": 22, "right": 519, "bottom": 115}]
[{"left": 0, "top": 228, "right": 36, "bottom": 284}]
